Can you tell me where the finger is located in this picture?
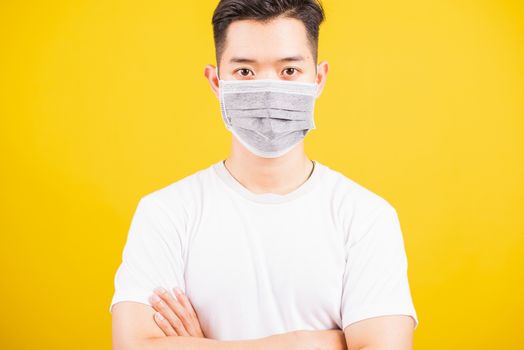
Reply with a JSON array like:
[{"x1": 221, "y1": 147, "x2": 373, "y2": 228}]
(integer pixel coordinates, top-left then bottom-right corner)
[
  {"x1": 173, "y1": 287, "x2": 205, "y2": 337},
  {"x1": 159, "y1": 288, "x2": 195, "y2": 334},
  {"x1": 173, "y1": 287, "x2": 199, "y2": 318},
  {"x1": 156, "y1": 287, "x2": 188, "y2": 321},
  {"x1": 154, "y1": 312, "x2": 177, "y2": 336},
  {"x1": 150, "y1": 292, "x2": 190, "y2": 336},
  {"x1": 150, "y1": 292, "x2": 189, "y2": 337}
]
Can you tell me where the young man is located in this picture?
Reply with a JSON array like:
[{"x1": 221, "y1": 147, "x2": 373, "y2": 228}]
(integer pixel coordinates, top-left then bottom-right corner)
[{"x1": 111, "y1": 1, "x2": 419, "y2": 349}]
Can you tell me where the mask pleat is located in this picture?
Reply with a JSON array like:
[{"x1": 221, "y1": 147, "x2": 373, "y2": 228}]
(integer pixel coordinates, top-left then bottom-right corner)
[{"x1": 218, "y1": 79, "x2": 319, "y2": 158}]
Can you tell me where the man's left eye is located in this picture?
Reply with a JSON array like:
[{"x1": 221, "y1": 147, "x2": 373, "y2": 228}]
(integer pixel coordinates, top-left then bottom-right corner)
[{"x1": 283, "y1": 68, "x2": 298, "y2": 76}]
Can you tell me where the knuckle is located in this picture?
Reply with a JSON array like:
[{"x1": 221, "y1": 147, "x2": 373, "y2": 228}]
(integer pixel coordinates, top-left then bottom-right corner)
[
  {"x1": 158, "y1": 320, "x2": 168, "y2": 331},
  {"x1": 162, "y1": 322, "x2": 174, "y2": 334},
  {"x1": 160, "y1": 292, "x2": 172, "y2": 302},
  {"x1": 174, "y1": 320, "x2": 185, "y2": 331},
  {"x1": 166, "y1": 299, "x2": 178, "y2": 311},
  {"x1": 157, "y1": 301, "x2": 168, "y2": 312},
  {"x1": 152, "y1": 298, "x2": 163, "y2": 307},
  {"x1": 178, "y1": 308, "x2": 189, "y2": 318}
]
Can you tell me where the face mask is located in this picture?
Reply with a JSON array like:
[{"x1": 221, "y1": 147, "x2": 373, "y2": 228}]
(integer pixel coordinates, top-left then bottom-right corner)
[{"x1": 216, "y1": 67, "x2": 319, "y2": 158}]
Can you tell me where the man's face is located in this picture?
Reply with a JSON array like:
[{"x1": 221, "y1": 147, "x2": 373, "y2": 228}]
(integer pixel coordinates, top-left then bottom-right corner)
[{"x1": 218, "y1": 16, "x2": 319, "y2": 83}]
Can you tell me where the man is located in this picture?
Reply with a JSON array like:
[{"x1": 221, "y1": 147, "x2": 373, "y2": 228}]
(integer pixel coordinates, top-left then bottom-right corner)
[{"x1": 110, "y1": 1, "x2": 419, "y2": 349}]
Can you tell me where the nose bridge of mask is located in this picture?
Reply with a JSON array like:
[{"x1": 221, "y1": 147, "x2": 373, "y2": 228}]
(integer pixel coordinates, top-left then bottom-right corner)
[
  {"x1": 219, "y1": 79, "x2": 318, "y2": 126},
  {"x1": 220, "y1": 79, "x2": 317, "y2": 116}
]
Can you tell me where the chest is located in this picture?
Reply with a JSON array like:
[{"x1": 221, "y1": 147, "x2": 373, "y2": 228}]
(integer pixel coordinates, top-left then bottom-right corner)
[{"x1": 183, "y1": 199, "x2": 346, "y2": 336}]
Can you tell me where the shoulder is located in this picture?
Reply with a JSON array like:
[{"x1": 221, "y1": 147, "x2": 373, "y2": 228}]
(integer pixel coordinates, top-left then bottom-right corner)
[
  {"x1": 136, "y1": 162, "x2": 216, "y2": 220},
  {"x1": 320, "y1": 161, "x2": 395, "y2": 213},
  {"x1": 318, "y1": 162, "x2": 398, "y2": 242}
]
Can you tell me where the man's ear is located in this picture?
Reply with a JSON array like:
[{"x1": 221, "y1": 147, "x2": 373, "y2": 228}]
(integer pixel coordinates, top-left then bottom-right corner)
[
  {"x1": 204, "y1": 64, "x2": 220, "y2": 99},
  {"x1": 315, "y1": 60, "x2": 329, "y2": 98}
]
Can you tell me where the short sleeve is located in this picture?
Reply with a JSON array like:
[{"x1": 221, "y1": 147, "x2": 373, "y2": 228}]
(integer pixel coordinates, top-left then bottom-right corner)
[
  {"x1": 340, "y1": 203, "x2": 419, "y2": 330},
  {"x1": 109, "y1": 195, "x2": 186, "y2": 313}
]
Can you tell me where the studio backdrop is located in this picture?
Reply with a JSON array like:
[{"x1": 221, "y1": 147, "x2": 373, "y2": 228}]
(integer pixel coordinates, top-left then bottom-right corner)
[{"x1": 1, "y1": 1, "x2": 523, "y2": 349}]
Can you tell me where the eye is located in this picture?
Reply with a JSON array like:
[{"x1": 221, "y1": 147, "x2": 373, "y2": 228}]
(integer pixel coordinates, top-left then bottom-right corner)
[
  {"x1": 282, "y1": 67, "x2": 299, "y2": 77},
  {"x1": 235, "y1": 68, "x2": 254, "y2": 77}
]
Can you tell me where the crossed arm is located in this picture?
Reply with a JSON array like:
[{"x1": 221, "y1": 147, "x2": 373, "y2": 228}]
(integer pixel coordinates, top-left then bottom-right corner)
[{"x1": 111, "y1": 288, "x2": 415, "y2": 350}]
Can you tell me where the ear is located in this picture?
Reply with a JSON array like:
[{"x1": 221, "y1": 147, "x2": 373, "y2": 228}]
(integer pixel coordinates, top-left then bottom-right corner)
[
  {"x1": 204, "y1": 64, "x2": 220, "y2": 99},
  {"x1": 315, "y1": 60, "x2": 329, "y2": 98}
]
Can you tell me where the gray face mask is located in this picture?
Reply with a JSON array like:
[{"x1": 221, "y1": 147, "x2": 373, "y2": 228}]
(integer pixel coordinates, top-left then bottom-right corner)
[{"x1": 216, "y1": 67, "x2": 319, "y2": 158}]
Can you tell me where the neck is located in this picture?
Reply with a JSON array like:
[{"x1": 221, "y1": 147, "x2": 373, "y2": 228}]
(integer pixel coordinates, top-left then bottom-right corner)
[{"x1": 223, "y1": 138, "x2": 314, "y2": 195}]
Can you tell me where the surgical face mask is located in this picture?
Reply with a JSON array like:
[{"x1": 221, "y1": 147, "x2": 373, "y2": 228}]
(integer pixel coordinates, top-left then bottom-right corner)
[{"x1": 216, "y1": 67, "x2": 319, "y2": 158}]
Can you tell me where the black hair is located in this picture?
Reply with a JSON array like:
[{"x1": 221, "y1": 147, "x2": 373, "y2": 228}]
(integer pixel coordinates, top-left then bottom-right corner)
[{"x1": 212, "y1": 0, "x2": 325, "y2": 67}]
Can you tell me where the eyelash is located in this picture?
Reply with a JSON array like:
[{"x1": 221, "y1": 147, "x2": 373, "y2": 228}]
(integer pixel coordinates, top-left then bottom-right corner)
[
  {"x1": 235, "y1": 67, "x2": 300, "y2": 77},
  {"x1": 236, "y1": 68, "x2": 252, "y2": 77},
  {"x1": 283, "y1": 68, "x2": 299, "y2": 76}
]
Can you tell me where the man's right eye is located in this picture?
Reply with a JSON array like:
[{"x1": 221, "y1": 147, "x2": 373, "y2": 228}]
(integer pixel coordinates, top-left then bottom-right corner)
[{"x1": 236, "y1": 68, "x2": 253, "y2": 77}]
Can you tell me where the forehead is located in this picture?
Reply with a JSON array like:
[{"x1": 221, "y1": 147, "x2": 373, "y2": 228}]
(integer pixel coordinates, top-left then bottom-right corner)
[{"x1": 221, "y1": 16, "x2": 313, "y2": 64}]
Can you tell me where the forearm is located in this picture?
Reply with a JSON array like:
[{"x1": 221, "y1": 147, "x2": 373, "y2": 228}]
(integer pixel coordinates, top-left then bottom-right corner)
[{"x1": 134, "y1": 330, "x2": 300, "y2": 350}]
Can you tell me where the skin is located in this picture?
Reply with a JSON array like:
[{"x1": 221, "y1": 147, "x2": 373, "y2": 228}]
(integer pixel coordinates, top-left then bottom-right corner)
[
  {"x1": 148, "y1": 286, "x2": 346, "y2": 349},
  {"x1": 147, "y1": 288, "x2": 414, "y2": 350},
  {"x1": 204, "y1": 16, "x2": 329, "y2": 196},
  {"x1": 112, "y1": 299, "x2": 346, "y2": 350},
  {"x1": 112, "y1": 14, "x2": 415, "y2": 350}
]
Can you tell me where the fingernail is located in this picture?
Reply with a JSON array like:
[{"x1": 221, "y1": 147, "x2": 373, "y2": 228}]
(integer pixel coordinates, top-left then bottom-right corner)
[
  {"x1": 174, "y1": 287, "x2": 183, "y2": 295},
  {"x1": 150, "y1": 294, "x2": 160, "y2": 302},
  {"x1": 154, "y1": 287, "x2": 166, "y2": 294},
  {"x1": 155, "y1": 312, "x2": 164, "y2": 320}
]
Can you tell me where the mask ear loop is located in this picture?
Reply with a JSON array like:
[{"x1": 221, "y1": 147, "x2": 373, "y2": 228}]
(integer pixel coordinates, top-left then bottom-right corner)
[
  {"x1": 216, "y1": 67, "x2": 232, "y2": 128},
  {"x1": 314, "y1": 64, "x2": 321, "y2": 98}
]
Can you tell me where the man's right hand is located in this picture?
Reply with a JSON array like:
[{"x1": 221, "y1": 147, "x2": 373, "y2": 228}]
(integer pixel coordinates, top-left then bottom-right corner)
[
  {"x1": 113, "y1": 300, "x2": 348, "y2": 350},
  {"x1": 147, "y1": 286, "x2": 348, "y2": 350}
]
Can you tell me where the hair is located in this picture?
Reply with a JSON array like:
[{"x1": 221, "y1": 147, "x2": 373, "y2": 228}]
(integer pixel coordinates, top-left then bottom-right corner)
[{"x1": 212, "y1": 0, "x2": 325, "y2": 68}]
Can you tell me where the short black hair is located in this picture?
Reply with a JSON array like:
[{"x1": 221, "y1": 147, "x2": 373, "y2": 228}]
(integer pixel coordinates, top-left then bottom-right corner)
[{"x1": 212, "y1": 0, "x2": 325, "y2": 68}]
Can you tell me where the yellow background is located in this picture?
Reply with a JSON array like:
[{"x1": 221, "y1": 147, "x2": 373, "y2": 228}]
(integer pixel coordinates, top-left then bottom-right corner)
[{"x1": 1, "y1": 0, "x2": 523, "y2": 349}]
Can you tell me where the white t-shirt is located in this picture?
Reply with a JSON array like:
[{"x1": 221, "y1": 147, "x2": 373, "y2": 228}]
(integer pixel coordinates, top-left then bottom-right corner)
[{"x1": 109, "y1": 159, "x2": 419, "y2": 340}]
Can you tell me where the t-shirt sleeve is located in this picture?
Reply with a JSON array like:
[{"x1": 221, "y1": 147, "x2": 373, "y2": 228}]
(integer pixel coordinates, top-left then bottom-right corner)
[
  {"x1": 340, "y1": 202, "x2": 419, "y2": 330},
  {"x1": 109, "y1": 195, "x2": 186, "y2": 313}
]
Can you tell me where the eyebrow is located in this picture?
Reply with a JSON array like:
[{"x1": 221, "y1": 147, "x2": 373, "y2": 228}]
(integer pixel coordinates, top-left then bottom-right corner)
[{"x1": 229, "y1": 55, "x2": 305, "y2": 64}]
